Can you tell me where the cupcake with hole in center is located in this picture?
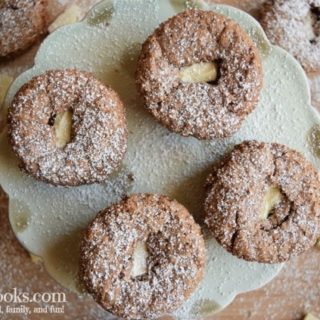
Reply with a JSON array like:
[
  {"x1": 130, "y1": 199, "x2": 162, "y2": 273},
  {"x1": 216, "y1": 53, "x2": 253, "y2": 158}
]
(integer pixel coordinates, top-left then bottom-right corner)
[
  {"x1": 136, "y1": 9, "x2": 263, "y2": 140},
  {"x1": 8, "y1": 69, "x2": 128, "y2": 186}
]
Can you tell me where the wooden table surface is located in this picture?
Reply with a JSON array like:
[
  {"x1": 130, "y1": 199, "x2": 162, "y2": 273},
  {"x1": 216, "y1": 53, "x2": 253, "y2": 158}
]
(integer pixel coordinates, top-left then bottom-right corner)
[{"x1": 0, "y1": 1, "x2": 319, "y2": 319}]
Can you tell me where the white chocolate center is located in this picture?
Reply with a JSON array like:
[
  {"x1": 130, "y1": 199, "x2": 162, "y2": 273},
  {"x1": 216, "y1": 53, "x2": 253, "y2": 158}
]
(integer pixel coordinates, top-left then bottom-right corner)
[
  {"x1": 304, "y1": 314, "x2": 319, "y2": 320},
  {"x1": 54, "y1": 110, "x2": 73, "y2": 148},
  {"x1": 260, "y1": 186, "x2": 282, "y2": 220},
  {"x1": 179, "y1": 62, "x2": 218, "y2": 83},
  {"x1": 130, "y1": 241, "x2": 148, "y2": 277}
]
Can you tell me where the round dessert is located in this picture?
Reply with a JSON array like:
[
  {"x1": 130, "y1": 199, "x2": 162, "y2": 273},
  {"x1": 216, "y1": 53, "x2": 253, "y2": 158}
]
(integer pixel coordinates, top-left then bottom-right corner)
[
  {"x1": 204, "y1": 140, "x2": 320, "y2": 264},
  {"x1": 80, "y1": 193, "x2": 206, "y2": 319},
  {"x1": 0, "y1": 0, "x2": 49, "y2": 59},
  {"x1": 136, "y1": 9, "x2": 263, "y2": 140},
  {"x1": 260, "y1": 0, "x2": 320, "y2": 73},
  {"x1": 8, "y1": 69, "x2": 127, "y2": 186}
]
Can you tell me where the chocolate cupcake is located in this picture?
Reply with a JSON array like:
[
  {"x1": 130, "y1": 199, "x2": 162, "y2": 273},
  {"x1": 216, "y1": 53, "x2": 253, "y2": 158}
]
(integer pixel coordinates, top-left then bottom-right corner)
[
  {"x1": 205, "y1": 141, "x2": 320, "y2": 263},
  {"x1": 136, "y1": 9, "x2": 263, "y2": 140},
  {"x1": 0, "y1": 0, "x2": 49, "y2": 58},
  {"x1": 80, "y1": 193, "x2": 206, "y2": 319},
  {"x1": 8, "y1": 69, "x2": 127, "y2": 186},
  {"x1": 260, "y1": 0, "x2": 320, "y2": 73}
]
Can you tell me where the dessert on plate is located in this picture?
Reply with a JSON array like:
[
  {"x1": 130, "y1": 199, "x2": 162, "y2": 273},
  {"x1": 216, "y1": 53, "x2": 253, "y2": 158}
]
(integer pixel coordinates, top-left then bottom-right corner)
[
  {"x1": 80, "y1": 193, "x2": 206, "y2": 319},
  {"x1": 136, "y1": 9, "x2": 263, "y2": 140},
  {"x1": 205, "y1": 140, "x2": 320, "y2": 263},
  {"x1": 260, "y1": 0, "x2": 320, "y2": 73},
  {"x1": 0, "y1": 0, "x2": 49, "y2": 58},
  {"x1": 8, "y1": 69, "x2": 128, "y2": 186},
  {"x1": 1, "y1": 1, "x2": 320, "y2": 319}
]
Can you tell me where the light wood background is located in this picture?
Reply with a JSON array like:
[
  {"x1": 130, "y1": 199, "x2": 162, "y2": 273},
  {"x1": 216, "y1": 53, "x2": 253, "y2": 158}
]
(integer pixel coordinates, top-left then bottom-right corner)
[{"x1": 0, "y1": 1, "x2": 319, "y2": 319}]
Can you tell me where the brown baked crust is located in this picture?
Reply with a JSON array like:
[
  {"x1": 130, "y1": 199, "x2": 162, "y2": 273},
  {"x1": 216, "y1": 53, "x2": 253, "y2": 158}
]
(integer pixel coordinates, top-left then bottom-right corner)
[
  {"x1": 136, "y1": 9, "x2": 263, "y2": 140},
  {"x1": 204, "y1": 140, "x2": 320, "y2": 264},
  {"x1": 80, "y1": 193, "x2": 206, "y2": 320},
  {"x1": 8, "y1": 69, "x2": 128, "y2": 187},
  {"x1": 0, "y1": 0, "x2": 49, "y2": 59},
  {"x1": 260, "y1": 0, "x2": 320, "y2": 74}
]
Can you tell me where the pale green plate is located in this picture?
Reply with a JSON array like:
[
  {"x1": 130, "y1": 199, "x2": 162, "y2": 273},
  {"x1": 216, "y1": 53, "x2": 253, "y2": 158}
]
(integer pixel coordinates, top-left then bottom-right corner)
[{"x1": 0, "y1": 0, "x2": 319, "y2": 319}]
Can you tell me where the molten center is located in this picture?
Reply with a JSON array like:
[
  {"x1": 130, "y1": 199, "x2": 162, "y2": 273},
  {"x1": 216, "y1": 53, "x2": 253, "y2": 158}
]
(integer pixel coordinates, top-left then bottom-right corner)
[
  {"x1": 54, "y1": 110, "x2": 73, "y2": 149},
  {"x1": 130, "y1": 241, "x2": 148, "y2": 277},
  {"x1": 260, "y1": 186, "x2": 282, "y2": 219},
  {"x1": 179, "y1": 62, "x2": 218, "y2": 83}
]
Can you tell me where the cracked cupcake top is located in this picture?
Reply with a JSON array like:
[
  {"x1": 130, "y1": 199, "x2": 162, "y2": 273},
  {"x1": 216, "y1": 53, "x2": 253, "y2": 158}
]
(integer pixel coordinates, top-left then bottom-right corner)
[
  {"x1": 205, "y1": 140, "x2": 320, "y2": 263},
  {"x1": 260, "y1": 0, "x2": 320, "y2": 73},
  {"x1": 8, "y1": 69, "x2": 127, "y2": 186},
  {"x1": 80, "y1": 193, "x2": 206, "y2": 320},
  {"x1": 136, "y1": 9, "x2": 263, "y2": 140},
  {"x1": 0, "y1": 0, "x2": 49, "y2": 58}
]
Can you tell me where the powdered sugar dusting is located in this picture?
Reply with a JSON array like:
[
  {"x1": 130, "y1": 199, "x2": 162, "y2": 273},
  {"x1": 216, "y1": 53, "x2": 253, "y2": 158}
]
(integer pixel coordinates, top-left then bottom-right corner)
[
  {"x1": 136, "y1": 9, "x2": 263, "y2": 139},
  {"x1": 8, "y1": 69, "x2": 127, "y2": 186},
  {"x1": 80, "y1": 194, "x2": 205, "y2": 319},
  {"x1": 0, "y1": 0, "x2": 49, "y2": 57},
  {"x1": 205, "y1": 141, "x2": 320, "y2": 263},
  {"x1": 0, "y1": 0, "x2": 319, "y2": 319},
  {"x1": 260, "y1": 0, "x2": 320, "y2": 73}
]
